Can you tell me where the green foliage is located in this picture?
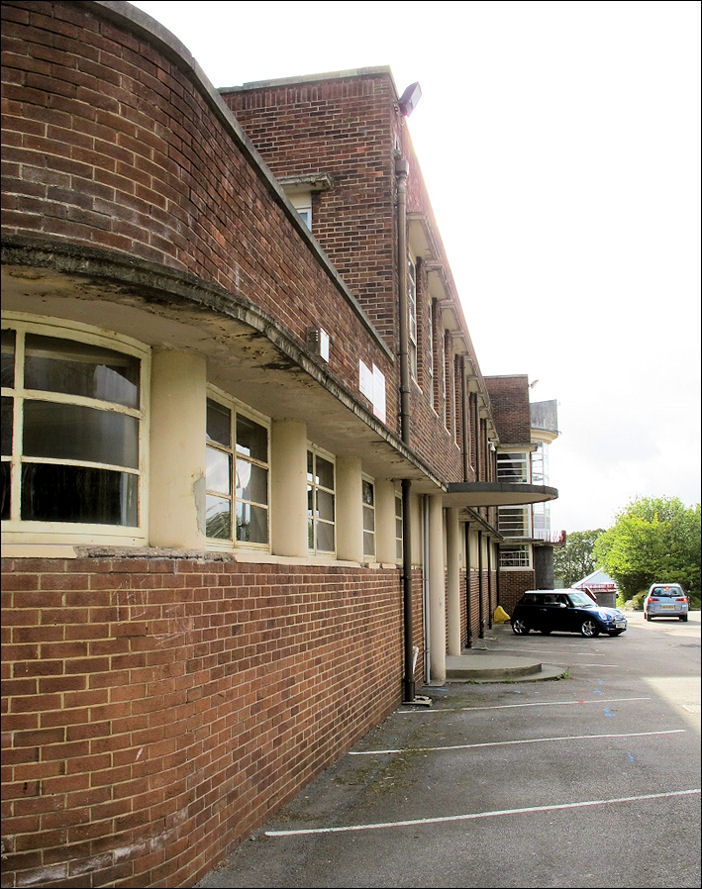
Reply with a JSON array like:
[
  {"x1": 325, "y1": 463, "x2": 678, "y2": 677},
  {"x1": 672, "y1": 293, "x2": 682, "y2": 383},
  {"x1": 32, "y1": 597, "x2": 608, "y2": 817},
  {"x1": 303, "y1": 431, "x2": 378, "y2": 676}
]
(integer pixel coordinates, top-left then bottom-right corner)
[
  {"x1": 553, "y1": 529, "x2": 604, "y2": 588},
  {"x1": 593, "y1": 497, "x2": 701, "y2": 601}
]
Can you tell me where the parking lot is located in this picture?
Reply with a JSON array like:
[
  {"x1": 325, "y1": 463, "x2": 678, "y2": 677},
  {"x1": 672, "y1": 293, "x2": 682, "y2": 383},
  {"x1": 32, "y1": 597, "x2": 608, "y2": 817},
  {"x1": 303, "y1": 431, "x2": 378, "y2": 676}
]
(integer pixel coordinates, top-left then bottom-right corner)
[{"x1": 197, "y1": 611, "x2": 701, "y2": 889}]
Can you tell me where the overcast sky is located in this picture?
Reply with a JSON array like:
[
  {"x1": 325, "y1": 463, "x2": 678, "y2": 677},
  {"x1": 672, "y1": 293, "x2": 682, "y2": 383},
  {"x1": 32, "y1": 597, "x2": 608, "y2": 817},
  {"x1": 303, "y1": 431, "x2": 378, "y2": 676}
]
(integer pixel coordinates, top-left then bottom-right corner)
[{"x1": 132, "y1": 0, "x2": 701, "y2": 533}]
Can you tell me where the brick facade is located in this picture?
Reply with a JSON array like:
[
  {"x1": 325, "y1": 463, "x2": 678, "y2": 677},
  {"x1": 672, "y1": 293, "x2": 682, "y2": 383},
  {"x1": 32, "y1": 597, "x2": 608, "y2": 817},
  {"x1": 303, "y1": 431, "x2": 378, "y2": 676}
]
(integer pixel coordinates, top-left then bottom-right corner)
[
  {"x1": 1, "y1": 3, "x2": 554, "y2": 886},
  {"x1": 1, "y1": 555, "x2": 415, "y2": 887}
]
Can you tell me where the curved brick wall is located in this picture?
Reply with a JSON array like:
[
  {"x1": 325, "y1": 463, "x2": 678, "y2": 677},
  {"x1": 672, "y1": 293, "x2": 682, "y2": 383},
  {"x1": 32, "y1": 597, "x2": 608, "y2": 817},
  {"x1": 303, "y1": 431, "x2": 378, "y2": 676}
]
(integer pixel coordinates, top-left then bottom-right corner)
[
  {"x1": 0, "y1": 0, "x2": 396, "y2": 430},
  {"x1": 0, "y1": 556, "x2": 405, "y2": 887}
]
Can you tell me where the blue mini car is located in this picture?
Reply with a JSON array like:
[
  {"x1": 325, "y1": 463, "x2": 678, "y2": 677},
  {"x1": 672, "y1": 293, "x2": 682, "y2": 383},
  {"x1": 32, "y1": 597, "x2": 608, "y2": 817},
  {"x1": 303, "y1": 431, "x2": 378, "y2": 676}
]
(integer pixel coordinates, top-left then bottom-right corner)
[{"x1": 511, "y1": 589, "x2": 627, "y2": 637}]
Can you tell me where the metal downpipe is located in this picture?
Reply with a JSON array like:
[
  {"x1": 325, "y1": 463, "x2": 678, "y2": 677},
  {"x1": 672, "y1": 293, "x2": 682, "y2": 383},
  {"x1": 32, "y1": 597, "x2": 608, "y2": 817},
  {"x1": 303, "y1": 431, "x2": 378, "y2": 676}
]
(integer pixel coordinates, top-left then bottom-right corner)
[
  {"x1": 464, "y1": 520, "x2": 472, "y2": 648},
  {"x1": 478, "y1": 529, "x2": 485, "y2": 638},
  {"x1": 396, "y1": 154, "x2": 415, "y2": 703}
]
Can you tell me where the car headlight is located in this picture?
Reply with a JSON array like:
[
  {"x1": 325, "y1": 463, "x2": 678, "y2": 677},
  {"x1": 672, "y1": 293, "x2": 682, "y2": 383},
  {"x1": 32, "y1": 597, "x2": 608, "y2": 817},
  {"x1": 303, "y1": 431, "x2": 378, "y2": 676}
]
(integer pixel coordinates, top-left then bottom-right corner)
[{"x1": 598, "y1": 611, "x2": 613, "y2": 622}]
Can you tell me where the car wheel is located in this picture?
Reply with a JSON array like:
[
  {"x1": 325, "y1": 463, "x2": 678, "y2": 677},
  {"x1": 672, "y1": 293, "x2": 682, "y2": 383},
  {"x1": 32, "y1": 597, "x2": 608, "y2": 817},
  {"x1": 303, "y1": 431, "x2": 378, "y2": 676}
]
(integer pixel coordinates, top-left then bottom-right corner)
[
  {"x1": 512, "y1": 618, "x2": 529, "y2": 635},
  {"x1": 580, "y1": 618, "x2": 600, "y2": 637},
  {"x1": 680, "y1": 615, "x2": 688, "y2": 622}
]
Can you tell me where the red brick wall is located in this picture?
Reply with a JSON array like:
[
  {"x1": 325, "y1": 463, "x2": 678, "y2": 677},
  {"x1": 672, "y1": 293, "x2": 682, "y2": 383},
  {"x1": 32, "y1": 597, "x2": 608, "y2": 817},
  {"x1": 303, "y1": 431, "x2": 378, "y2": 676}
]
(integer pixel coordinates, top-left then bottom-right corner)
[
  {"x1": 223, "y1": 72, "x2": 468, "y2": 487},
  {"x1": 1, "y1": 556, "x2": 405, "y2": 888},
  {"x1": 499, "y1": 569, "x2": 536, "y2": 616},
  {"x1": 0, "y1": 0, "x2": 396, "y2": 431},
  {"x1": 484, "y1": 375, "x2": 532, "y2": 444},
  {"x1": 223, "y1": 76, "x2": 397, "y2": 349}
]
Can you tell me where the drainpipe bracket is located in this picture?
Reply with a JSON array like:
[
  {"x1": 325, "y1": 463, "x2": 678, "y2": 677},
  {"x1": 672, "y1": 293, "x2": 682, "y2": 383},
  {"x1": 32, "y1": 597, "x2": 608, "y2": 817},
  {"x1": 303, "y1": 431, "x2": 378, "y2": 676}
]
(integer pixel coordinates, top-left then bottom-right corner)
[{"x1": 402, "y1": 695, "x2": 433, "y2": 707}]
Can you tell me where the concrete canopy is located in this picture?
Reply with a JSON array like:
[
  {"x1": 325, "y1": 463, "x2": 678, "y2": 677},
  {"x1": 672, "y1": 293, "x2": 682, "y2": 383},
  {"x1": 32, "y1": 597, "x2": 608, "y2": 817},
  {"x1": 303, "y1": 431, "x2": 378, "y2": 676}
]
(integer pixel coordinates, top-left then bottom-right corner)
[{"x1": 444, "y1": 482, "x2": 559, "y2": 508}]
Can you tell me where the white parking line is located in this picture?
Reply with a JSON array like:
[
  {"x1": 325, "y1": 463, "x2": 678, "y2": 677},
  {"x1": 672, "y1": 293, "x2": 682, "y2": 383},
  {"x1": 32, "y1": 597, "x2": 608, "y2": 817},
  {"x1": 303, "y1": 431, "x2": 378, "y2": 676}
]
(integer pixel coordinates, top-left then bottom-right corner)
[
  {"x1": 265, "y1": 788, "x2": 701, "y2": 837},
  {"x1": 349, "y1": 728, "x2": 684, "y2": 756},
  {"x1": 399, "y1": 696, "x2": 651, "y2": 714}
]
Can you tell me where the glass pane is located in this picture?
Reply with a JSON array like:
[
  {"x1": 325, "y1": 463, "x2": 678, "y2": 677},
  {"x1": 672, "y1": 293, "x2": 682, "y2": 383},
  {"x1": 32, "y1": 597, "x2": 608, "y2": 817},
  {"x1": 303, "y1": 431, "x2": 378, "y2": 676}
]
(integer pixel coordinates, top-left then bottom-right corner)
[
  {"x1": 1, "y1": 397, "x2": 12, "y2": 455},
  {"x1": 363, "y1": 531, "x2": 375, "y2": 557},
  {"x1": 307, "y1": 485, "x2": 314, "y2": 516},
  {"x1": 1, "y1": 329, "x2": 15, "y2": 387},
  {"x1": 24, "y1": 334, "x2": 139, "y2": 407},
  {"x1": 23, "y1": 401, "x2": 138, "y2": 468},
  {"x1": 316, "y1": 455, "x2": 334, "y2": 490},
  {"x1": 207, "y1": 399, "x2": 231, "y2": 447},
  {"x1": 362, "y1": 480, "x2": 374, "y2": 506},
  {"x1": 21, "y1": 464, "x2": 137, "y2": 525},
  {"x1": 235, "y1": 502, "x2": 268, "y2": 544},
  {"x1": 236, "y1": 414, "x2": 267, "y2": 462},
  {"x1": 206, "y1": 446, "x2": 230, "y2": 495},
  {"x1": 235, "y1": 459, "x2": 267, "y2": 505},
  {"x1": 307, "y1": 450, "x2": 314, "y2": 482},
  {"x1": 317, "y1": 490, "x2": 334, "y2": 522},
  {"x1": 307, "y1": 518, "x2": 314, "y2": 549},
  {"x1": 363, "y1": 505, "x2": 375, "y2": 532},
  {"x1": 1, "y1": 461, "x2": 9, "y2": 520},
  {"x1": 206, "y1": 495, "x2": 230, "y2": 539},
  {"x1": 316, "y1": 521, "x2": 334, "y2": 553}
]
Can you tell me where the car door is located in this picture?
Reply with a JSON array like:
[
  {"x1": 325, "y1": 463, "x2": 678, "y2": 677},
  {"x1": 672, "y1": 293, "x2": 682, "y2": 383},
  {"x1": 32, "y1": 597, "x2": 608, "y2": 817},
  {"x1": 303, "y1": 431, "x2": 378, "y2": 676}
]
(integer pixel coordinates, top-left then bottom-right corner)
[{"x1": 548, "y1": 594, "x2": 571, "y2": 632}]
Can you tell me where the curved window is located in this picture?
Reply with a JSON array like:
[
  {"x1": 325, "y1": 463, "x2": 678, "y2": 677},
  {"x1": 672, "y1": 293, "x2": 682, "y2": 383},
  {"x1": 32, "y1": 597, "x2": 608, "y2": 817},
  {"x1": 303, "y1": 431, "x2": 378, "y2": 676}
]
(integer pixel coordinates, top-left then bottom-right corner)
[{"x1": 1, "y1": 319, "x2": 147, "y2": 537}]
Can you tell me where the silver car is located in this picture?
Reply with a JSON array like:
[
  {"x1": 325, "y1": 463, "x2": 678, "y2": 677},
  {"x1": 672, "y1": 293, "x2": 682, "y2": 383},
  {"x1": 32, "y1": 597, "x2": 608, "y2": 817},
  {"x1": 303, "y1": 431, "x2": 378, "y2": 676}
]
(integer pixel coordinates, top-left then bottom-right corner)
[{"x1": 643, "y1": 583, "x2": 689, "y2": 622}]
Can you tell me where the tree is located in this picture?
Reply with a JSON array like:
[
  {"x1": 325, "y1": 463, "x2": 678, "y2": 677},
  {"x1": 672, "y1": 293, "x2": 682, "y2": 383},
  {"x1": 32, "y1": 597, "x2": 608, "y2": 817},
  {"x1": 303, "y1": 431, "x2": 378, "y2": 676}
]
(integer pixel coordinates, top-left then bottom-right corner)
[
  {"x1": 553, "y1": 529, "x2": 605, "y2": 587},
  {"x1": 593, "y1": 497, "x2": 701, "y2": 600}
]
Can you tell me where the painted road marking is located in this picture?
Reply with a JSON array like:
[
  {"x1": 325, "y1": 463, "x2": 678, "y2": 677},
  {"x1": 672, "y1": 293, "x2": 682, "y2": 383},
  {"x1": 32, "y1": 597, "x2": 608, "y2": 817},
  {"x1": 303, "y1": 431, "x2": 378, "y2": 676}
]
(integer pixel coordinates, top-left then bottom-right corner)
[
  {"x1": 265, "y1": 788, "x2": 700, "y2": 837},
  {"x1": 399, "y1": 696, "x2": 651, "y2": 714},
  {"x1": 349, "y1": 728, "x2": 684, "y2": 757}
]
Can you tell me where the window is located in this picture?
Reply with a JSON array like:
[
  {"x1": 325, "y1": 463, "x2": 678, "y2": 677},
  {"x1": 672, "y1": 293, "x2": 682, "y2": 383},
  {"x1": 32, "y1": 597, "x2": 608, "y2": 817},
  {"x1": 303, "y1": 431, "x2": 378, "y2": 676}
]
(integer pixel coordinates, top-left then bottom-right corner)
[
  {"x1": 395, "y1": 492, "x2": 403, "y2": 561},
  {"x1": 289, "y1": 192, "x2": 312, "y2": 229},
  {"x1": 362, "y1": 477, "x2": 375, "y2": 558},
  {"x1": 498, "y1": 506, "x2": 531, "y2": 538},
  {"x1": 1, "y1": 320, "x2": 146, "y2": 535},
  {"x1": 408, "y1": 255, "x2": 418, "y2": 380},
  {"x1": 496, "y1": 451, "x2": 529, "y2": 484},
  {"x1": 206, "y1": 396, "x2": 269, "y2": 546},
  {"x1": 427, "y1": 299, "x2": 434, "y2": 408},
  {"x1": 500, "y1": 544, "x2": 531, "y2": 568},
  {"x1": 307, "y1": 447, "x2": 335, "y2": 554}
]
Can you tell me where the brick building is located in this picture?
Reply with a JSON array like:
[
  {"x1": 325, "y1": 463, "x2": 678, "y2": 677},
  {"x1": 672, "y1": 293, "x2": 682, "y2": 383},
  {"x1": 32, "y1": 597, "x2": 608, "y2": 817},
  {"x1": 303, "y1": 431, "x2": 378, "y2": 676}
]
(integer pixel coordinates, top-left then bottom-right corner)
[
  {"x1": 485, "y1": 376, "x2": 563, "y2": 613},
  {"x1": 1, "y1": 2, "x2": 557, "y2": 886}
]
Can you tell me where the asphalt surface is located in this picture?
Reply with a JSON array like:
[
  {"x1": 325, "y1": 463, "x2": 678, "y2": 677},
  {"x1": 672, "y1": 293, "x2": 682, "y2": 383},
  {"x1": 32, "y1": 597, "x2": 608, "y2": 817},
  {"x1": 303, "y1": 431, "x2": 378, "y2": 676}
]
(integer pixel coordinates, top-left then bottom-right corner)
[{"x1": 195, "y1": 611, "x2": 701, "y2": 889}]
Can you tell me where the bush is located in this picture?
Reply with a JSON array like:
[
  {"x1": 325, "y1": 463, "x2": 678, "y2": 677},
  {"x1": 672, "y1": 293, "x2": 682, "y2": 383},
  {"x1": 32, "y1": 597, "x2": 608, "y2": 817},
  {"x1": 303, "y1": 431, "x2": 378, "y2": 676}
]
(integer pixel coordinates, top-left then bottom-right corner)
[{"x1": 619, "y1": 590, "x2": 648, "y2": 611}]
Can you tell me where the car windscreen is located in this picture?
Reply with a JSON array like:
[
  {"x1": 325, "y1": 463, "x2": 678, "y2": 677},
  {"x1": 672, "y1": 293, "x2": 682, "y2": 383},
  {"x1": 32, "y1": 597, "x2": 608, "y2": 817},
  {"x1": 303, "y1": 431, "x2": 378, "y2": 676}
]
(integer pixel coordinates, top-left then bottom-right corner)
[{"x1": 567, "y1": 591, "x2": 597, "y2": 608}]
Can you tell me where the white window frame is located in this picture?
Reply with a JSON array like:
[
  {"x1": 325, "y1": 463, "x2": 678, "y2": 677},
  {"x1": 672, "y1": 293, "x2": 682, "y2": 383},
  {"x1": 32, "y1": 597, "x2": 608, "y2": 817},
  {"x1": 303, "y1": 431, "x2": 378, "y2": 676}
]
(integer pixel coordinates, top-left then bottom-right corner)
[
  {"x1": 408, "y1": 254, "x2": 418, "y2": 381},
  {"x1": 1, "y1": 313, "x2": 149, "y2": 546},
  {"x1": 205, "y1": 387, "x2": 270, "y2": 551},
  {"x1": 289, "y1": 192, "x2": 312, "y2": 230},
  {"x1": 499, "y1": 544, "x2": 532, "y2": 569},
  {"x1": 307, "y1": 444, "x2": 336, "y2": 555},
  {"x1": 496, "y1": 451, "x2": 529, "y2": 484},
  {"x1": 362, "y1": 475, "x2": 376, "y2": 559},
  {"x1": 498, "y1": 505, "x2": 531, "y2": 538},
  {"x1": 427, "y1": 298, "x2": 434, "y2": 408},
  {"x1": 395, "y1": 490, "x2": 403, "y2": 563}
]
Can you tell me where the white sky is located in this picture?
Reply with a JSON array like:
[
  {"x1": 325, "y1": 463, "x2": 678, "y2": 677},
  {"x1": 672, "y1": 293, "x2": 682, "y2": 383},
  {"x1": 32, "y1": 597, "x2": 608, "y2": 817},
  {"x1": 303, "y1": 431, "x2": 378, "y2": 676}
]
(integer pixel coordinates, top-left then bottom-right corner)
[{"x1": 131, "y1": 0, "x2": 701, "y2": 533}]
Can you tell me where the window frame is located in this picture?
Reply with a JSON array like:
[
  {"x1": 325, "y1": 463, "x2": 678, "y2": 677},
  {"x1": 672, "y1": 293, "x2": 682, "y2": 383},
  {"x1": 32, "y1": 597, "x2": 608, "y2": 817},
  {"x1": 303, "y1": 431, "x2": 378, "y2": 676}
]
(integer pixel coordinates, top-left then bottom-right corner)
[
  {"x1": 1, "y1": 313, "x2": 150, "y2": 546},
  {"x1": 205, "y1": 386, "x2": 271, "y2": 552},
  {"x1": 408, "y1": 254, "x2": 418, "y2": 381},
  {"x1": 307, "y1": 444, "x2": 336, "y2": 556},
  {"x1": 499, "y1": 544, "x2": 532, "y2": 569},
  {"x1": 362, "y1": 475, "x2": 376, "y2": 560},
  {"x1": 395, "y1": 490, "x2": 403, "y2": 563}
]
